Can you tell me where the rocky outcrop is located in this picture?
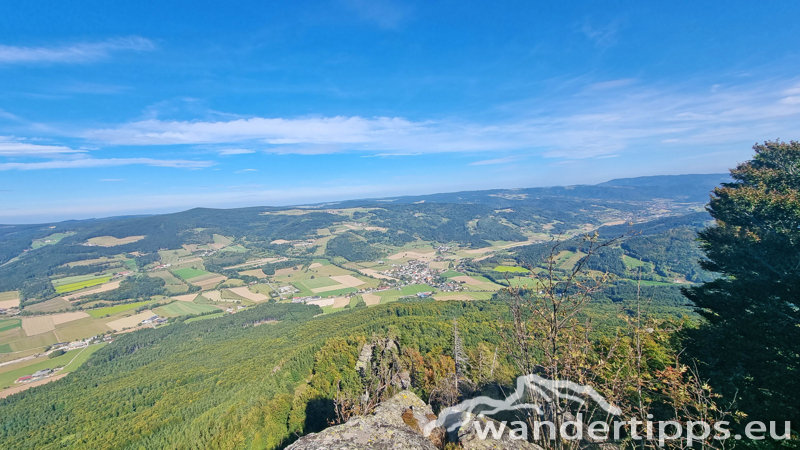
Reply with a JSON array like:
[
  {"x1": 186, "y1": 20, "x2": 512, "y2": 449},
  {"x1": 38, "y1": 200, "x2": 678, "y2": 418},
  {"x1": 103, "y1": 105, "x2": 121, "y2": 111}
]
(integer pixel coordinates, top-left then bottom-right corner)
[
  {"x1": 456, "y1": 414, "x2": 544, "y2": 450},
  {"x1": 285, "y1": 391, "x2": 441, "y2": 450}
]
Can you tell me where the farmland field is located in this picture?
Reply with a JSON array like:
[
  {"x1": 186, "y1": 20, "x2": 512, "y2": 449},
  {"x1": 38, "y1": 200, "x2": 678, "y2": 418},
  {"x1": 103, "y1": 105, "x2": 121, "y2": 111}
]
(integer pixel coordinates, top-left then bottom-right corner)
[
  {"x1": 106, "y1": 311, "x2": 154, "y2": 331},
  {"x1": 86, "y1": 235, "x2": 145, "y2": 247},
  {"x1": 0, "y1": 319, "x2": 21, "y2": 333},
  {"x1": 493, "y1": 265, "x2": 529, "y2": 273},
  {"x1": 23, "y1": 298, "x2": 71, "y2": 313},
  {"x1": 87, "y1": 301, "x2": 153, "y2": 318},
  {"x1": 154, "y1": 302, "x2": 219, "y2": 317},
  {"x1": 0, "y1": 291, "x2": 20, "y2": 301},
  {"x1": 53, "y1": 274, "x2": 113, "y2": 294},
  {"x1": 0, "y1": 344, "x2": 106, "y2": 390},
  {"x1": 0, "y1": 344, "x2": 11, "y2": 354},
  {"x1": 173, "y1": 268, "x2": 210, "y2": 280},
  {"x1": 440, "y1": 270, "x2": 465, "y2": 278},
  {"x1": 300, "y1": 277, "x2": 339, "y2": 289}
]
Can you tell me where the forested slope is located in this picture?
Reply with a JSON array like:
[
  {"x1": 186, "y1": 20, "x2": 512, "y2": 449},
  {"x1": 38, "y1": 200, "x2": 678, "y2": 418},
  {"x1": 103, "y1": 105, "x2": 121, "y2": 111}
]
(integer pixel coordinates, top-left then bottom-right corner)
[{"x1": 0, "y1": 300, "x2": 510, "y2": 449}]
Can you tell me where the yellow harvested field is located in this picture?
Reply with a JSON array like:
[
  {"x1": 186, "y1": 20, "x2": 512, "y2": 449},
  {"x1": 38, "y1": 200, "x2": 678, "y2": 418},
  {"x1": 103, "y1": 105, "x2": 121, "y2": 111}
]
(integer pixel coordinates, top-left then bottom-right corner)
[
  {"x1": 202, "y1": 291, "x2": 222, "y2": 301},
  {"x1": 311, "y1": 283, "x2": 348, "y2": 294},
  {"x1": 271, "y1": 239, "x2": 289, "y2": 244},
  {"x1": 208, "y1": 243, "x2": 226, "y2": 250},
  {"x1": 0, "y1": 298, "x2": 20, "y2": 309},
  {"x1": 50, "y1": 312, "x2": 90, "y2": 325},
  {"x1": 329, "y1": 275, "x2": 365, "y2": 288},
  {"x1": 172, "y1": 294, "x2": 199, "y2": 302},
  {"x1": 452, "y1": 276, "x2": 483, "y2": 286},
  {"x1": 21, "y1": 316, "x2": 55, "y2": 336},
  {"x1": 464, "y1": 247, "x2": 493, "y2": 254},
  {"x1": 226, "y1": 257, "x2": 281, "y2": 270},
  {"x1": 359, "y1": 269, "x2": 396, "y2": 280},
  {"x1": 309, "y1": 262, "x2": 323, "y2": 269},
  {"x1": 434, "y1": 294, "x2": 477, "y2": 301},
  {"x1": 362, "y1": 293, "x2": 381, "y2": 306},
  {"x1": 275, "y1": 266, "x2": 301, "y2": 276},
  {"x1": 1, "y1": 373, "x2": 68, "y2": 399},
  {"x1": 429, "y1": 261, "x2": 449, "y2": 269},
  {"x1": 332, "y1": 297, "x2": 350, "y2": 308},
  {"x1": 387, "y1": 251, "x2": 436, "y2": 261},
  {"x1": 62, "y1": 279, "x2": 121, "y2": 300},
  {"x1": 182, "y1": 244, "x2": 200, "y2": 252},
  {"x1": 195, "y1": 276, "x2": 227, "y2": 289},
  {"x1": 240, "y1": 269, "x2": 267, "y2": 279},
  {"x1": 227, "y1": 287, "x2": 269, "y2": 302},
  {"x1": 306, "y1": 298, "x2": 335, "y2": 307},
  {"x1": 66, "y1": 257, "x2": 118, "y2": 267},
  {"x1": 86, "y1": 235, "x2": 145, "y2": 247},
  {"x1": 106, "y1": 310, "x2": 154, "y2": 331}
]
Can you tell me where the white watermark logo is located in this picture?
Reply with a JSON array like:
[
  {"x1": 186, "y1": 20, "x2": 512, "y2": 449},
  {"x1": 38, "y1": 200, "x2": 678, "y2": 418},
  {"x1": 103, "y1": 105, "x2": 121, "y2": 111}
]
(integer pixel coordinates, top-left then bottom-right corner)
[{"x1": 422, "y1": 374, "x2": 793, "y2": 445}]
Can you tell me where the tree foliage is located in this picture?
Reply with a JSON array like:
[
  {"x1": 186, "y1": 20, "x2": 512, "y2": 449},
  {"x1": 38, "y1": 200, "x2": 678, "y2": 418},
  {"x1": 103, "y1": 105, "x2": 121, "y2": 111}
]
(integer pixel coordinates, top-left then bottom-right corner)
[{"x1": 684, "y1": 140, "x2": 800, "y2": 425}]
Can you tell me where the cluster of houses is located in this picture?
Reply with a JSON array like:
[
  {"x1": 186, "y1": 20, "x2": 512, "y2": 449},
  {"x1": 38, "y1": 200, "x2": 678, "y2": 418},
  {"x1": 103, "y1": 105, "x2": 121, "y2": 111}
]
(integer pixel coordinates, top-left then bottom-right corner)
[
  {"x1": 15, "y1": 368, "x2": 55, "y2": 384},
  {"x1": 381, "y1": 260, "x2": 438, "y2": 284},
  {"x1": 142, "y1": 315, "x2": 167, "y2": 326},
  {"x1": 0, "y1": 305, "x2": 19, "y2": 316},
  {"x1": 149, "y1": 263, "x2": 172, "y2": 271}
]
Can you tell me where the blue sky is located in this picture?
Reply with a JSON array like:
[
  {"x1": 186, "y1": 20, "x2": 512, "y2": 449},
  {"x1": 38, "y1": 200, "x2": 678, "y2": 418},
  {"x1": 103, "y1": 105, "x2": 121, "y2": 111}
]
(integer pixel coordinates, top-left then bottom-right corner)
[{"x1": 1, "y1": 1, "x2": 799, "y2": 223}]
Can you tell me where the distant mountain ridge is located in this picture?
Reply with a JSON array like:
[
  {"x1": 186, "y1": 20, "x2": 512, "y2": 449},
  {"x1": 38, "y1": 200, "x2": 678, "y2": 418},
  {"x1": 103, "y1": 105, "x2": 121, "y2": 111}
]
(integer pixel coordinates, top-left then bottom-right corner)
[{"x1": 316, "y1": 173, "x2": 730, "y2": 209}]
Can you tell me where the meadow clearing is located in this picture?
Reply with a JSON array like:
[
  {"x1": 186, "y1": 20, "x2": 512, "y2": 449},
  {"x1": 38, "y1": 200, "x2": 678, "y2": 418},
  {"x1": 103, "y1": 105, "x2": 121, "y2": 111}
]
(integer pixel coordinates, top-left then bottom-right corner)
[
  {"x1": 87, "y1": 301, "x2": 153, "y2": 318},
  {"x1": 154, "y1": 302, "x2": 219, "y2": 317},
  {"x1": 86, "y1": 235, "x2": 145, "y2": 247},
  {"x1": 106, "y1": 311, "x2": 155, "y2": 331}
]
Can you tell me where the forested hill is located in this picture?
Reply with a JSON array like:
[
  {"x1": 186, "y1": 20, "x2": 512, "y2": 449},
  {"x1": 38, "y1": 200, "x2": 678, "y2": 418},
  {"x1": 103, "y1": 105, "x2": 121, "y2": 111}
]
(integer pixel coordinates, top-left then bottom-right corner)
[
  {"x1": 310, "y1": 173, "x2": 730, "y2": 208},
  {"x1": 0, "y1": 300, "x2": 512, "y2": 449},
  {"x1": 0, "y1": 174, "x2": 721, "y2": 305}
]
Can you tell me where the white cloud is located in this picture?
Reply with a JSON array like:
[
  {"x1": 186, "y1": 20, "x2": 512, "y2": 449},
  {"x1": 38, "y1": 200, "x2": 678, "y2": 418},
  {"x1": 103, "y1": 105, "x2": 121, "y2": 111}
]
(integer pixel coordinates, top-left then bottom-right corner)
[
  {"x1": 0, "y1": 137, "x2": 84, "y2": 156},
  {"x1": 469, "y1": 156, "x2": 523, "y2": 166},
  {"x1": 234, "y1": 168, "x2": 257, "y2": 173},
  {"x1": 79, "y1": 78, "x2": 800, "y2": 160},
  {"x1": 218, "y1": 148, "x2": 255, "y2": 155},
  {"x1": 0, "y1": 158, "x2": 213, "y2": 171},
  {"x1": 0, "y1": 37, "x2": 155, "y2": 64}
]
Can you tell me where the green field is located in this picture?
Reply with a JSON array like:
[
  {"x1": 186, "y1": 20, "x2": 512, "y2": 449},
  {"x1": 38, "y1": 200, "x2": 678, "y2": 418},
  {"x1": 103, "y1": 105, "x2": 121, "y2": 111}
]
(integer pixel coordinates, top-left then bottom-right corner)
[
  {"x1": 212, "y1": 234, "x2": 233, "y2": 245},
  {"x1": 123, "y1": 259, "x2": 137, "y2": 271},
  {"x1": 440, "y1": 270, "x2": 465, "y2": 278},
  {"x1": 0, "y1": 343, "x2": 12, "y2": 354},
  {"x1": 54, "y1": 276, "x2": 112, "y2": 294},
  {"x1": 623, "y1": 255, "x2": 647, "y2": 269},
  {"x1": 0, "y1": 344, "x2": 106, "y2": 390},
  {"x1": 173, "y1": 268, "x2": 210, "y2": 280},
  {"x1": 154, "y1": 302, "x2": 219, "y2": 317},
  {"x1": 221, "y1": 245, "x2": 247, "y2": 253},
  {"x1": 87, "y1": 301, "x2": 153, "y2": 318},
  {"x1": 291, "y1": 282, "x2": 315, "y2": 297},
  {"x1": 0, "y1": 291, "x2": 20, "y2": 301},
  {"x1": 314, "y1": 287, "x2": 357, "y2": 297},
  {"x1": 300, "y1": 277, "x2": 339, "y2": 289},
  {"x1": 493, "y1": 265, "x2": 530, "y2": 273},
  {"x1": 311, "y1": 258, "x2": 332, "y2": 266},
  {"x1": 30, "y1": 232, "x2": 75, "y2": 250},
  {"x1": 185, "y1": 312, "x2": 225, "y2": 323},
  {"x1": 0, "y1": 319, "x2": 21, "y2": 333}
]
